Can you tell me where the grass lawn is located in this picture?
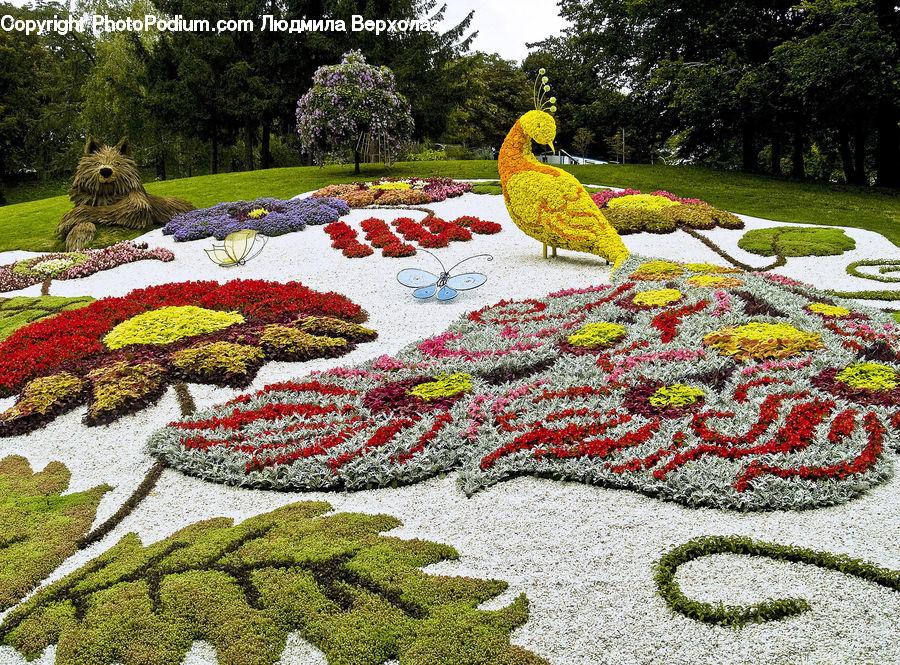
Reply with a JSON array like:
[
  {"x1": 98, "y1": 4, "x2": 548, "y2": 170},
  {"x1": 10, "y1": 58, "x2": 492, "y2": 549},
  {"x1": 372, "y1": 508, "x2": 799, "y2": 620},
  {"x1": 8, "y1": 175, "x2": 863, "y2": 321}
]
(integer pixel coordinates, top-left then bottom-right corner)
[{"x1": 1, "y1": 161, "x2": 898, "y2": 252}]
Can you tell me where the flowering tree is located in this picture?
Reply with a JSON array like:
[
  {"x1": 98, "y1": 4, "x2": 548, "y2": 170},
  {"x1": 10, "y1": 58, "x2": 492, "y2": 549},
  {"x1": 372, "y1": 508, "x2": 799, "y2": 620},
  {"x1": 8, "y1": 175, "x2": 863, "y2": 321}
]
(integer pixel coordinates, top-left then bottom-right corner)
[{"x1": 296, "y1": 51, "x2": 414, "y2": 174}]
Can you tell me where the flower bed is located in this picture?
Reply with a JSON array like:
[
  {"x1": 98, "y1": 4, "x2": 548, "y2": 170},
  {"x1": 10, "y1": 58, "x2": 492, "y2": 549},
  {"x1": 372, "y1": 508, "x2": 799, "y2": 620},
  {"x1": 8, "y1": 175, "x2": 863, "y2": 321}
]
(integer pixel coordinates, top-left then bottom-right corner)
[
  {"x1": 589, "y1": 190, "x2": 744, "y2": 235},
  {"x1": 0, "y1": 280, "x2": 375, "y2": 434},
  {"x1": 150, "y1": 255, "x2": 900, "y2": 510},
  {"x1": 324, "y1": 215, "x2": 502, "y2": 259},
  {"x1": 0, "y1": 241, "x2": 174, "y2": 293},
  {"x1": 163, "y1": 196, "x2": 349, "y2": 241},
  {"x1": 310, "y1": 177, "x2": 473, "y2": 207}
]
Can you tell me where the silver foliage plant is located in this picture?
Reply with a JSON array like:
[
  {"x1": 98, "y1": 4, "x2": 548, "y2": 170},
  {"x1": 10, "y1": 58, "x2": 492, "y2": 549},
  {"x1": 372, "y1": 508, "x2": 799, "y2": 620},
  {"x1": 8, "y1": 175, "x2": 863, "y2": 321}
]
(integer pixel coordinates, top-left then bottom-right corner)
[{"x1": 147, "y1": 254, "x2": 900, "y2": 510}]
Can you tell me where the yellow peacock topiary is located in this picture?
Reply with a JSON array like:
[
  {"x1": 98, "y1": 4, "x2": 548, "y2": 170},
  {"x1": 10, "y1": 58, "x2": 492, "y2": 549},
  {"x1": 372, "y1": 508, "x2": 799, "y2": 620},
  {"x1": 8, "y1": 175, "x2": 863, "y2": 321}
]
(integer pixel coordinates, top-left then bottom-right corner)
[{"x1": 499, "y1": 70, "x2": 629, "y2": 269}]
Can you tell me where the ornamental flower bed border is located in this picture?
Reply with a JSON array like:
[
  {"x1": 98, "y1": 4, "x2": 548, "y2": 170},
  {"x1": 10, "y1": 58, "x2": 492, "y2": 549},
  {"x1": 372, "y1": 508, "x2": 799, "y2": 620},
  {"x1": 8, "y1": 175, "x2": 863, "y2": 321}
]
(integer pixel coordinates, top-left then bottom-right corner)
[
  {"x1": 0, "y1": 242, "x2": 174, "y2": 293},
  {"x1": 0, "y1": 280, "x2": 376, "y2": 436},
  {"x1": 150, "y1": 255, "x2": 900, "y2": 512},
  {"x1": 163, "y1": 196, "x2": 350, "y2": 242}
]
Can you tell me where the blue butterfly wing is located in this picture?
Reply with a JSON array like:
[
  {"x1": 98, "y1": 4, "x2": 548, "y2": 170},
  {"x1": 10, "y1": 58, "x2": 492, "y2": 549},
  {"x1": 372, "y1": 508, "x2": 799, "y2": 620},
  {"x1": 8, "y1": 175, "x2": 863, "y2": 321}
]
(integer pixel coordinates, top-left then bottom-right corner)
[
  {"x1": 446, "y1": 273, "x2": 486, "y2": 291},
  {"x1": 436, "y1": 286, "x2": 458, "y2": 301},
  {"x1": 413, "y1": 285, "x2": 438, "y2": 299},
  {"x1": 398, "y1": 269, "x2": 438, "y2": 288}
]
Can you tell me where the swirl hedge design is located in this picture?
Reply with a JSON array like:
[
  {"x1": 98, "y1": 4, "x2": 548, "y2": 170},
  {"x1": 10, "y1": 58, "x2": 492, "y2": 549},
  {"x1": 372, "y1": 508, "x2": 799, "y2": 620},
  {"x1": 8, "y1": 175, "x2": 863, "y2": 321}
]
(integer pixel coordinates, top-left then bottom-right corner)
[{"x1": 149, "y1": 255, "x2": 900, "y2": 511}]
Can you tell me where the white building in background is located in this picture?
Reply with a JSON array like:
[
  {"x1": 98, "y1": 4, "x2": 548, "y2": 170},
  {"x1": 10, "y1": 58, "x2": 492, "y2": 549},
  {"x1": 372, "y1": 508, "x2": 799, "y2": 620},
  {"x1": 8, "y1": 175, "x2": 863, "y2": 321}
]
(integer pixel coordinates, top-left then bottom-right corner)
[{"x1": 537, "y1": 149, "x2": 608, "y2": 165}]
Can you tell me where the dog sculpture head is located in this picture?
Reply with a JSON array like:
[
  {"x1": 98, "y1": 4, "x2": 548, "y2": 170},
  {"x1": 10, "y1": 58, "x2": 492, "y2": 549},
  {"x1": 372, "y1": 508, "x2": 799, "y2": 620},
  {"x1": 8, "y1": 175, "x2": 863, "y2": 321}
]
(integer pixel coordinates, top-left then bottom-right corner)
[{"x1": 69, "y1": 137, "x2": 143, "y2": 206}]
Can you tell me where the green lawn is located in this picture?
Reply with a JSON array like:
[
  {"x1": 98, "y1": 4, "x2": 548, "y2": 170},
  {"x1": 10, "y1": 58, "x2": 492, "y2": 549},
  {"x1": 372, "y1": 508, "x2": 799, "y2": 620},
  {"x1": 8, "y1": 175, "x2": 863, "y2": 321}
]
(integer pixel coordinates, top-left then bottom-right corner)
[{"x1": 1, "y1": 161, "x2": 899, "y2": 252}]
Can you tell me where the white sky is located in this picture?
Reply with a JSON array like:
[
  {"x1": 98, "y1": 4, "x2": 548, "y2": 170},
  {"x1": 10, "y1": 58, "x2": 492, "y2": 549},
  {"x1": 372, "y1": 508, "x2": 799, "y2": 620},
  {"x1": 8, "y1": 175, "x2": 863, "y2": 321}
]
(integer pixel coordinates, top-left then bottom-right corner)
[
  {"x1": 3, "y1": 0, "x2": 568, "y2": 61},
  {"x1": 439, "y1": 0, "x2": 567, "y2": 62}
]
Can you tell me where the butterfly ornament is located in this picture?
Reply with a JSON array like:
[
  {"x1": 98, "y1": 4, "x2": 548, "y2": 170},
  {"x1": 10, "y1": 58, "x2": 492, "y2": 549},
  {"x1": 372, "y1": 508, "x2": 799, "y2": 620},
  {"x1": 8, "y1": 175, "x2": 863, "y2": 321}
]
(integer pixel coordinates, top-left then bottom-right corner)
[
  {"x1": 397, "y1": 250, "x2": 493, "y2": 301},
  {"x1": 205, "y1": 229, "x2": 268, "y2": 267}
]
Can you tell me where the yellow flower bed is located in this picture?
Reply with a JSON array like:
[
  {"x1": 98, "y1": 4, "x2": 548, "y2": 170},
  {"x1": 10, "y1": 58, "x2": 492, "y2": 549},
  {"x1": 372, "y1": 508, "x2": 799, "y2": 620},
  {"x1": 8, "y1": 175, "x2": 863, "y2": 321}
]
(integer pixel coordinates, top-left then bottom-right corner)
[
  {"x1": 686, "y1": 275, "x2": 745, "y2": 288},
  {"x1": 103, "y1": 306, "x2": 245, "y2": 350},
  {"x1": 371, "y1": 182, "x2": 412, "y2": 190},
  {"x1": 259, "y1": 326, "x2": 347, "y2": 353},
  {"x1": 568, "y1": 322, "x2": 627, "y2": 348},
  {"x1": 684, "y1": 262, "x2": 742, "y2": 274},
  {"x1": 0, "y1": 373, "x2": 83, "y2": 420},
  {"x1": 407, "y1": 373, "x2": 472, "y2": 401},
  {"x1": 86, "y1": 361, "x2": 166, "y2": 420},
  {"x1": 703, "y1": 322, "x2": 824, "y2": 361},
  {"x1": 836, "y1": 362, "x2": 898, "y2": 391},
  {"x1": 172, "y1": 342, "x2": 263, "y2": 376},
  {"x1": 630, "y1": 260, "x2": 684, "y2": 281},
  {"x1": 648, "y1": 384, "x2": 704, "y2": 407},
  {"x1": 247, "y1": 208, "x2": 269, "y2": 219},
  {"x1": 607, "y1": 194, "x2": 680, "y2": 212},
  {"x1": 809, "y1": 302, "x2": 850, "y2": 317},
  {"x1": 633, "y1": 289, "x2": 682, "y2": 307}
]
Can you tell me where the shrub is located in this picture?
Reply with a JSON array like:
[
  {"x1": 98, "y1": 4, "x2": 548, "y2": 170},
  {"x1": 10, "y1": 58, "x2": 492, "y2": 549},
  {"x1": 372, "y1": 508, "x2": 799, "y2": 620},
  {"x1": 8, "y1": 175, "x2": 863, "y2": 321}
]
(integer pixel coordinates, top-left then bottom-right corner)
[{"x1": 738, "y1": 226, "x2": 855, "y2": 257}]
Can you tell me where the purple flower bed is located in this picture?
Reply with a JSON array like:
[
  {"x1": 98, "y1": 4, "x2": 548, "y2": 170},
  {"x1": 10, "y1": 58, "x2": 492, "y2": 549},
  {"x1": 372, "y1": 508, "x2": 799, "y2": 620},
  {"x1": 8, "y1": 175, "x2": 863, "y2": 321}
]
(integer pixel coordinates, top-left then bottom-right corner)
[
  {"x1": 163, "y1": 196, "x2": 349, "y2": 242},
  {"x1": 0, "y1": 241, "x2": 175, "y2": 293}
]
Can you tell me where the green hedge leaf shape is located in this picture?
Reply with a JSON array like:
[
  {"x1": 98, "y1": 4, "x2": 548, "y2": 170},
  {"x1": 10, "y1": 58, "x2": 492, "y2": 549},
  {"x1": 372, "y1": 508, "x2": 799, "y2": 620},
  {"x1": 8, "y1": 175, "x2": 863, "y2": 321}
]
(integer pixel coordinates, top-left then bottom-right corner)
[
  {"x1": 0, "y1": 501, "x2": 546, "y2": 665},
  {"x1": 737, "y1": 226, "x2": 855, "y2": 257},
  {"x1": 0, "y1": 455, "x2": 111, "y2": 612}
]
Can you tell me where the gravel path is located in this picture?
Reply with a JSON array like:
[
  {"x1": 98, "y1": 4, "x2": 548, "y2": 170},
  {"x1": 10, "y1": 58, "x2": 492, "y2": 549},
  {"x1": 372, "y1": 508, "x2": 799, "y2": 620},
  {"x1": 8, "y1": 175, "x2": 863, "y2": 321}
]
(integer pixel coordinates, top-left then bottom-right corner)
[{"x1": 0, "y1": 190, "x2": 898, "y2": 665}]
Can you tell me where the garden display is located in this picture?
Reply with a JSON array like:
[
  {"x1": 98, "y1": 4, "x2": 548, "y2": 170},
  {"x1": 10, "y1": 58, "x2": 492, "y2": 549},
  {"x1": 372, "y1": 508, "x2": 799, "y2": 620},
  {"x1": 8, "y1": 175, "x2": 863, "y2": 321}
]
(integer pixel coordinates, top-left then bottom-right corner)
[
  {"x1": 0, "y1": 241, "x2": 174, "y2": 293},
  {"x1": 592, "y1": 189, "x2": 745, "y2": 235},
  {"x1": 0, "y1": 280, "x2": 375, "y2": 434},
  {"x1": 499, "y1": 72, "x2": 630, "y2": 266},
  {"x1": 56, "y1": 137, "x2": 194, "y2": 251},
  {"x1": 164, "y1": 196, "x2": 349, "y2": 241},
  {"x1": 3, "y1": 120, "x2": 900, "y2": 665},
  {"x1": 149, "y1": 255, "x2": 899, "y2": 511},
  {"x1": 324, "y1": 214, "x2": 501, "y2": 259},
  {"x1": 310, "y1": 177, "x2": 474, "y2": 207}
]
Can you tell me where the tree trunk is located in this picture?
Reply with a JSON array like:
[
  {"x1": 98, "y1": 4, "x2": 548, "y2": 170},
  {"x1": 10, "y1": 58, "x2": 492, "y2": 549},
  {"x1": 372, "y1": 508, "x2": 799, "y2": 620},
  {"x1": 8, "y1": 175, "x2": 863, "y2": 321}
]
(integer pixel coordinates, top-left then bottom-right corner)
[
  {"x1": 155, "y1": 148, "x2": 167, "y2": 181},
  {"x1": 244, "y1": 121, "x2": 255, "y2": 171},
  {"x1": 791, "y1": 126, "x2": 805, "y2": 179},
  {"x1": 874, "y1": 99, "x2": 900, "y2": 187},
  {"x1": 838, "y1": 127, "x2": 856, "y2": 184},
  {"x1": 261, "y1": 121, "x2": 271, "y2": 169},
  {"x1": 354, "y1": 149, "x2": 361, "y2": 175},
  {"x1": 770, "y1": 133, "x2": 781, "y2": 175},
  {"x1": 741, "y1": 126, "x2": 757, "y2": 172},
  {"x1": 874, "y1": 0, "x2": 899, "y2": 187},
  {"x1": 211, "y1": 134, "x2": 218, "y2": 175},
  {"x1": 854, "y1": 124, "x2": 868, "y2": 185}
]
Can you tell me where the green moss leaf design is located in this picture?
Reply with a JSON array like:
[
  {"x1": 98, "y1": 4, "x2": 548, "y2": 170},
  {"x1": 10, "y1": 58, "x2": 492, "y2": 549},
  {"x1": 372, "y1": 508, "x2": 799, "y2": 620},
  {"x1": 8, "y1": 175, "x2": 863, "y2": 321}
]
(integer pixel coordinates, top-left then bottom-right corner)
[
  {"x1": 0, "y1": 296, "x2": 94, "y2": 341},
  {"x1": 0, "y1": 501, "x2": 546, "y2": 665},
  {"x1": 738, "y1": 226, "x2": 855, "y2": 257},
  {"x1": 0, "y1": 456, "x2": 111, "y2": 612}
]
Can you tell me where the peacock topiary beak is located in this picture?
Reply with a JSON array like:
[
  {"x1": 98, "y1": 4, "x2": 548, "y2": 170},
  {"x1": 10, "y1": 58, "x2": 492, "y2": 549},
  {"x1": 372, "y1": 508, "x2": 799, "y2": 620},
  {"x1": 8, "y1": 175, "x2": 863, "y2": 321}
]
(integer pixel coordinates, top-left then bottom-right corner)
[{"x1": 548, "y1": 141, "x2": 555, "y2": 154}]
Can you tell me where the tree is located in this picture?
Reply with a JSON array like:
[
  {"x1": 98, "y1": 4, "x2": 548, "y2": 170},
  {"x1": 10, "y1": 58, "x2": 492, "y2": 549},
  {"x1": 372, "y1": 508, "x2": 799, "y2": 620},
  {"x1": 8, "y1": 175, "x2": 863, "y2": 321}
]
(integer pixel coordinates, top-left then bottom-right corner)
[
  {"x1": 296, "y1": 50, "x2": 413, "y2": 174},
  {"x1": 439, "y1": 52, "x2": 530, "y2": 148},
  {"x1": 572, "y1": 127, "x2": 595, "y2": 157}
]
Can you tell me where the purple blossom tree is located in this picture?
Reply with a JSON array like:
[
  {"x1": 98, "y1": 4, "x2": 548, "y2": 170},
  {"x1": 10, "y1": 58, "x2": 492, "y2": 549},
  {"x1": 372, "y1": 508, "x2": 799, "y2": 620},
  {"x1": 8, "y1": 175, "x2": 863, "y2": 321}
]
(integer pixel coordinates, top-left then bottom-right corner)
[{"x1": 296, "y1": 51, "x2": 414, "y2": 174}]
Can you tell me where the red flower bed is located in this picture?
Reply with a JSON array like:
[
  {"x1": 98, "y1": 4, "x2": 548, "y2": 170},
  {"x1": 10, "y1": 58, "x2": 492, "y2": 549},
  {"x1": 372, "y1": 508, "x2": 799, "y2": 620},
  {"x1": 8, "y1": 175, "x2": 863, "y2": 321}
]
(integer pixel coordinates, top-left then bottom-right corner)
[
  {"x1": 360, "y1": 218, "x2": 417, "y2": 257},
  {"x1": 324, "y1": 222, "x2": 373, "y2": 258},
  {"x1": 0, "y1": 280, "x2": 363, "y2": 395},
  {"x1": 454, "y1": 216, "x2": 502, "y2": 234}
]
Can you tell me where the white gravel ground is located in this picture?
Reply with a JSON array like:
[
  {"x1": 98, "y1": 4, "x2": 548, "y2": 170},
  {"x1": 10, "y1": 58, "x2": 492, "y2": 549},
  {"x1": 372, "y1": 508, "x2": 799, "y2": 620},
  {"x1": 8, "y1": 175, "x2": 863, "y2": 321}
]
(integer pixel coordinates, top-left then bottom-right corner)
[{"x1": 0, "y1": 190, "x2": 898, "y2": 665}]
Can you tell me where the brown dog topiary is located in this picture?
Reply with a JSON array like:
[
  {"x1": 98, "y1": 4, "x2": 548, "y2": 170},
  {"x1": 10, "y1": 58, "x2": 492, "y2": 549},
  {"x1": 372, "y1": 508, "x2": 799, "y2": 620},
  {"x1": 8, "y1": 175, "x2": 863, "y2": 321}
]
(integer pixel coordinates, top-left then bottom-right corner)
[{"x1": 56, "y1": 137, "x2": 195, "y2": 251}]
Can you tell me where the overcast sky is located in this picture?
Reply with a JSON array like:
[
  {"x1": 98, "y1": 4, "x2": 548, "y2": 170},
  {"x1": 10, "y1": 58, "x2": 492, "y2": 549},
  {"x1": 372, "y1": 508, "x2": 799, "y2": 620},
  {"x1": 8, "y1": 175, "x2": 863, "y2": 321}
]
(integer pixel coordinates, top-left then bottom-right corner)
[
  {"x1": 4, "y1": 0, "x2": 568, "y2": 61},
  {"x1": 439, "y1": 0, "x2": 567, "y2": 62}
]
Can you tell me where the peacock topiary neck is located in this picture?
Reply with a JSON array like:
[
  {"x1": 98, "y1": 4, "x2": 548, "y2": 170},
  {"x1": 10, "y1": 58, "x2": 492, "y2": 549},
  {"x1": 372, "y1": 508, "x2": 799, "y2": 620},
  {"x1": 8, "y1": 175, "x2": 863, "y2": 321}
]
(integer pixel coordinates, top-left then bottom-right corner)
[{"x1": 499, "y1": 120, "x2": 559, "y2": 187}]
